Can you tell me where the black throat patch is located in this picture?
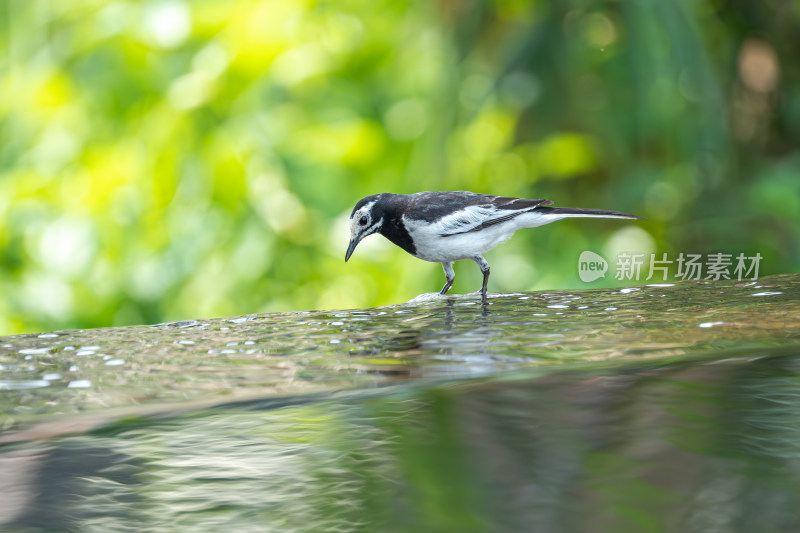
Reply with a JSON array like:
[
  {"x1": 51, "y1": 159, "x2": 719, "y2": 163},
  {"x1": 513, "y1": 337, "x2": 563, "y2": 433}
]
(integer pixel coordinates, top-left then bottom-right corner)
[{"x1": 374, "y1": 195, "x2": 417, "y2": 256}]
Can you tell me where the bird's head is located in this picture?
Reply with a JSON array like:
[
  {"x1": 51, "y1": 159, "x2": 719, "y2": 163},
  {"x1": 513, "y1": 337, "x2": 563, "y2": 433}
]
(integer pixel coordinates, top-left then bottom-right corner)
[{"x1": 345, "y1": 194, "x2": 385, "y2": 262}]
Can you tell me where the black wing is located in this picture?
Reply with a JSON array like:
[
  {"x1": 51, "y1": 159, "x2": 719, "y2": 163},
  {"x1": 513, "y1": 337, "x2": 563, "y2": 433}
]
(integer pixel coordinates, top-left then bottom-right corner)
[
  {"x1": 396, "y1": 191, "x2": 551, "y2": 237},
  {"x1": 403, "y1": 191, "x2": 551, "y2": 223}
]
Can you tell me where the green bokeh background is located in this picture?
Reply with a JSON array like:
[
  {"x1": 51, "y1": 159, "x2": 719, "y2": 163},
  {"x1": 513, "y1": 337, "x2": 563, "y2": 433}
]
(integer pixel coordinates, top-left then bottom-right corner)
[{"x1": 1, "y1": 0, "x2": 798, "y2": 335}]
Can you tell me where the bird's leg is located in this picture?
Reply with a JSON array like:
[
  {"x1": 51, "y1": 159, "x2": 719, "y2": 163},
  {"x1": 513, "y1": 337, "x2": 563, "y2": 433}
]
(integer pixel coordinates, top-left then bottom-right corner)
[
  {"x1": 440, "y1": 262, "x2": 455, "y2": 295},
  {"x1": 471, "y1": 255, "x2": 490, "y2": 298}
]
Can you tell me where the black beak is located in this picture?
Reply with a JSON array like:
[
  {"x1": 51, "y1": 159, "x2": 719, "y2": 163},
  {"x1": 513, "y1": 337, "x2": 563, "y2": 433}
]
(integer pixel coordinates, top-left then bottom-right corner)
[{"x1": 345, "y1": 237, "x2": 360, "y2": 262}]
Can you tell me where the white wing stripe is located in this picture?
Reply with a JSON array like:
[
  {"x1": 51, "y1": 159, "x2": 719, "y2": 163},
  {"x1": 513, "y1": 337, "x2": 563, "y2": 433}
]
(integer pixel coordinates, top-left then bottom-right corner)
[
  {"x1": 435, "y1": 205, "x2": 539, "y2": 236},
  {"x1": 434, "y1": 205, "x2": 497, "y2": 235}
]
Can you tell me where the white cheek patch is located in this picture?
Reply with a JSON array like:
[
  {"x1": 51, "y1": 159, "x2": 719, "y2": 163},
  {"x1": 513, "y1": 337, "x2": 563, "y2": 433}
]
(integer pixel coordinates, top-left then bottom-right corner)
[
  {"x1": 349, "y1": 210, "x2": 367, "y2": 237},
  {"x1": 350, "y1": 208, "x2": 381, "y2": 239},
  {"x1": 349, "y1": 219, "x2": 360, "y2": 237}
]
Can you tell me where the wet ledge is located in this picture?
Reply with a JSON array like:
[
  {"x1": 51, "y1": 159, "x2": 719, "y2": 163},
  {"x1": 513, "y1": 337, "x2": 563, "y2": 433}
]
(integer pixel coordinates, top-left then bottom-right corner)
[{"x1": 1, "y1": 274, "x2": 799, "y2": 435}]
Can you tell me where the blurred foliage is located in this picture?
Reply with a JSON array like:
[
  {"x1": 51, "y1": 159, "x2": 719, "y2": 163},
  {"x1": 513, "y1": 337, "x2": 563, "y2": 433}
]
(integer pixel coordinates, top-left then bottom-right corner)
[{"x1": 1, "y1": 0, "x2": 799, "y2": 334}]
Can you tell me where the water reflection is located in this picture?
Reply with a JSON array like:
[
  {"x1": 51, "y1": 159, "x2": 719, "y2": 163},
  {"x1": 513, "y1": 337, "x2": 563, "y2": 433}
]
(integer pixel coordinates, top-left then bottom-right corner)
[{"x1": 3, "y1": 353, "x2": 800, "y2": 531}]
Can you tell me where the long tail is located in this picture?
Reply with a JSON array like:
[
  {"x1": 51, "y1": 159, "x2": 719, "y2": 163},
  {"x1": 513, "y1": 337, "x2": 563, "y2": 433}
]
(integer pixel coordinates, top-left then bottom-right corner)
[{"x1": 536, "y1": 206, "x2": 643, "y2": 220}]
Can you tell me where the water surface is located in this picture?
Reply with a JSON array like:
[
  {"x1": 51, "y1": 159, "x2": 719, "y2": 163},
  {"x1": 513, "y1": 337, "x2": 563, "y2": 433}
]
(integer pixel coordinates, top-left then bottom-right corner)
[{"x1": 1, "y1": 275, "x2": 800, "y2": 531}]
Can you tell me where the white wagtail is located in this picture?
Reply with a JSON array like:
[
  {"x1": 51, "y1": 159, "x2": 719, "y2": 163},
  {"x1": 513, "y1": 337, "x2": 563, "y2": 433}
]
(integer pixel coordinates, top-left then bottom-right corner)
[{"x1": 345, "y1": 191, "x2": 642, "y2": 297}]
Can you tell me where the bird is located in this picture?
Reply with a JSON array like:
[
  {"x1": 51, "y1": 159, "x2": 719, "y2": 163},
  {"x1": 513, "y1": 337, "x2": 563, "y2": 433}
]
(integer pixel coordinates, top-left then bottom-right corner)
[{"x1": 345, "y1": 191, "x2": 642, "y2": 297}]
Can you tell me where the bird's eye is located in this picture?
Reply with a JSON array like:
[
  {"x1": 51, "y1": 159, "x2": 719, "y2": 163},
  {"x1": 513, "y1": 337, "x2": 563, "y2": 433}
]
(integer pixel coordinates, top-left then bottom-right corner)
[{"x1": 359, "y1": 216, "x2": 368, "y2": 226}]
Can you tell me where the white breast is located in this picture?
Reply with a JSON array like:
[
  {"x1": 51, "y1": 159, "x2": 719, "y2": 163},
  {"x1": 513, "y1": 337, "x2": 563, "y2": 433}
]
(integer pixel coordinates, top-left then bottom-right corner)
[{"x1": 402, "y1": 211, "x2": 562, "y2": 262}]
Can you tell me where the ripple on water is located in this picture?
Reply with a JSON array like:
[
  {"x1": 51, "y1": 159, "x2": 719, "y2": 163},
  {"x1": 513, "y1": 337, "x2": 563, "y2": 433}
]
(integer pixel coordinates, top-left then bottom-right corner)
[
  {"x1": 0, "y1": 274, "x2": 798, "y2": 427},
  {"x1": 0, "y1": 379, "x2": 50, "y2": 390}
]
